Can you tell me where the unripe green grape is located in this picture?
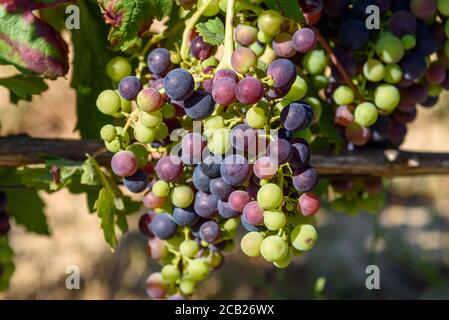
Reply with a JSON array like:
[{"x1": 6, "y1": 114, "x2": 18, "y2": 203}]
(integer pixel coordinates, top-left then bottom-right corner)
[
  {"x1": 180, "y1": 240, "x2": 199, "y2": 258},
  {"x1": 257, "y1": 183, "x2": 283, "y2": 210},
  {"x1": 260, "y1": 235, "x2": 288, "y2": 262},
  {"x1": 384, "y1": 64, "x2": 403, "y2": 84},
  {"x1": 376, "y1": 35, "x2": 404, "y2": 64},
  {"x1": 223, "y1": 217, "x2": 240, "y2": 232},
  {"x1": 428, "y1": 84, "x2": 442, "y2": 97},
  {"x1": 305, "y1": 97, "x2": 322, "y2": 124},
  {"x1": 285, "y1": 76, "x2": 308, "y2": 101},
  {"x1": 290, "y1": 224, "x2": 317, "y2": 251},
  {"x1": 198, "y1": 0, "x2": 219, "y2": 16},
  {"x1": 161, "y1": 104, "x2": 175, "y2": 119},
  {"x1": 137, "y1": 88, "x2": 162, "y2": 112},
  {"x1": 333, "y1": 85, "x2": 354, "y2": 106},
  {"x1": 208, "y1": 128, "x2": 231, "y2": 155},
  {"x1": 273, "y1": 99, "x2": 289, "y2": 116},
  {"x1": 438, "y1": 0, "x2": 449, "y2": 16},
  {"x1": 140, "y1": 110, "x2": 162, "y2": 128},
  {"x1": 126, "y1": 143, "x2": 149, "y2": 167},
  {"x1": 259, "y1": 45, "x2": 276, "y2": 66},
  {"x1": 187, "y1": 259, "x2": 210, "y2": 281},
  {"x1": 202, "y1": 56, "x2": 218, "y2": 68},
  {"x1": 209, "y1": 251, "x2": 223, "y2": 269},
  {"x1": 231, "y1": 47, "x2": 258, "y2": 74},
  {"x1": 161, "y1": 265, "x2": 181, "y2": 284},
  {"x1": 246, "y1": 106, "x2": 267, "y2": 129},
  {"x1": 105, "y1": 139, "x2": 121, "y2": 153},
  {"x1": 96, "y1": 90, "x2": 121, "y2": 115},
  {"x1": 374, "y1": 84, "x2": 400, "y2": 112},
  {"x1": 257, "y1": 30, "x2": 273, "y2": 44},
  {"x1": 170, "y1": 51, "x2": 182, "y2": 64},
  {"x1": 152, "y1": 180, "x2": 170, "y2": 197},
  {"x1": 155, "y1": 123, "x2": 169, "y2": 140},
  {"x1": 204, "y1": 115, "x2": 225, "y2": 137},
  {"x1": 303, "y1": 50, "x2": 327, "y2": 75},
  {"x1": 274, "y1": 251, "x2": 292, "y2": 269},
  {"x1": 180, "y1": 278, "x2": 196, "y2": 295},
  {"x1": 263, "y1": 210, "x2": 286, "y2": 231},
  {"x1": 100, "y1": 124, "x2": 117, "y2": 142},
  {"x1": 240, "y1": 232, "x2": 264, "y2": 257},
  {"x1": 363, "y1": 59, "x2": 385, "y2": 82},
  {"x1": 116, "y1": 90, "x2": 132, "y2": 113},
  {"x1": 354, "y1": 102, "x2": 378, "y2": 127},
  {"x1": 401, "y1": 35, "x2": 416, "y2": 50},
  {"x1": 249, "y1": 42, "x2": 265, "y2": 57},
  {"x1": 134, "y1": 122, "x2": 157, "y2": 144},
  {"x1": 171, "y1": 185, "x2": 194, "y2": 208},
  {"x1": 291, "y1": 128, "x2": 312, "y2": 142},
  {"x1": 106, "y1": 57, "x2": 131, "y2": 81},
  {"x1": 257, "y1": 10, "x2": 283, "y2": 37}
]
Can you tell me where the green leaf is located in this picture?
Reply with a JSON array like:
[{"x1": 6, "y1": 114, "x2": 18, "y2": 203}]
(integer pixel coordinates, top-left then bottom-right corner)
[
  {"x1": 0, "y1": 75, "x2": 48, "y2": 103},
  {"x1": 99, "y1": 0, "x2": 174, "y2": 52},
  {"x1": 0, "y1": 4, "x2": 69, "y2": 78},
  {"x1": 81, "y1": 158, "x2": 102, "y2": 186},
  {"x1": 94, "y1": 187, "x2": 117, "y2": 249},
  {"x1": 70, "y1": 0, "x2": 115, "y2": 138},
  {"x1": 195, "y1": 17, "x2": 225, "y2": 46},
  {"x1": 263, "y1": 0, "x2": 304, "y2": 22}
]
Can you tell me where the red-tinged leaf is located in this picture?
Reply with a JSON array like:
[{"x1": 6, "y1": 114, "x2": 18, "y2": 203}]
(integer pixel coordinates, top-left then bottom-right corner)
[
  {"x1": 0, "y1": 4, "x2": 69, "y2": 78},
  {"x1": 0, "y1": 0, "x2": 74, "y2": 12}
]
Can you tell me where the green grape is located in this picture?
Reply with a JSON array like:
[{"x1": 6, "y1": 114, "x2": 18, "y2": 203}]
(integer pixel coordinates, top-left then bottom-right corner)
[
  {"x1": 401, "y1": 35, "x2": 416, "y2": 50},
  {"x1": 384, "y1": 64, "x2": 403, "y2": 84},
  {"x1": 96, "y1": 90, "x2": 121, "y2": 115},
  {"x1": 376, "y1": 35, "x2": 404, "y2": 64},
  {"x1": 257, "y1": 10, "x2": 283, "y2": 37},
  {"x1": 274, "y1": 251, "x2": 292, "y2": 269},
  {"x1": 180, "y1": 278, "x2": 196, "y2": 295},
  {"x1": 198, "y1": 0, "x2": 220, "y2": 16},
  {"x1": 249, "y1": 41, "x2": 265, "y2": 57},
  {"x1": 374, "y1": 84, "x2": 400, "y2": 112},
  {"x1": 333, "y1": 85, "x2": 354, "y2": 106},
  {"x1": 223, "y1": 217, "x2": 240, "y2": 232},
  {"x1": 290, "y1": 224, "x2": 317, "y2": 251},
  {"x1": 260, "y1": 235, "x2": 288, "y2": 262},
  {"x1": 204, "y1": 115, "x2": 225, "y2": 137},
  {"x1": 106, "y1": 57, "x2": 131, "y2": 81},
  {"x1": 171, "y1": 185, "x2": 194, "y2": 208},
  {"x1": 354, "y1": 102, "x2": 378, "y2": 127},
  {"x1": 257, "y1": 183, "x2": 283, "y2": 210},
  {"x1": 140, "y1": 110, "x2": 162, "y2": 128},
  {"x1": 273, "y1": 99, "x2": 289, "y2": 116},
  {"x1": 428, "y1": 84, "x2": 442, "y2": 97},
  {"x1": 126, "y1": 143, "x2": 148, "y2": 167},
  {"x1": 285, "y1": 76, "x2": 308, "y2": 101},
  {"x1": 305, "y1": 97, "x2": 322, "y2": 124},
  {"x1": 240, "y1": 232, "x2": 264, "y2": 257},
  {"x1": 161, "y1": 265, "x2": 181, "y2": 284},
  {"x1": 186, "y1": 259, "x2": 210, "y2": 281},
  {"x1": 292, "y1": 128, "x2": 313, "y2": 142},
  {"x1": 312, "y1": 74, "x2": 329, "y2": 89},
  {"x1": 152, "y1": 180, "x2": 170, "y2": 197},
  {"x1": 202, "y1": 56, "x2": 219, "y2": 68},
  {"x1": 116, "y1": 90, "x2": 132, "y2": 113},
  {"x1": 438, "y1": 0, "x2": 449, "y2": 16},
  {"x1": 246, "y1": 106, "x2": 267, "y2": 129},
  {"x1": 257, "y1": 30, "x2": 273, "y2": 44},
  {"x1": 100, "y1": 124, "x2": 117, "y2": 142},
  {"x1": 208, "y1": 128, "x2": 231, "y2": 155},
  {"x1": 161, "y1": 104, "x2": 175, "y2": 119},
  {"x1": 180, "y1": 240, "x2": 199, "y2": 258},
  {"x1": 155, "y1": 123, "x2": 169, "y2": 140},
  {"x1": 105, "y1": 139, "x2": 121, "y2": 153},
  {"x1": 134, "y1": 122, "x2": 157, "y2": 144},
  {"x1": 363, "y1": 59, "x2": 385, "y2": 82},
  {"x1": 263, "y1": 210, "x2": 286, "y2": 231},
  {"x1": 209, "y1": 251, "x2": 223, "y2": 269},
  {"x1": 303, "y1": 50, "x2": 327, "y2": 75}
]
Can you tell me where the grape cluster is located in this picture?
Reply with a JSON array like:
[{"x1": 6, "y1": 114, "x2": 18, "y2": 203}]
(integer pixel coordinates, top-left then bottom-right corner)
[{"x1": 0, "y1": 191, "x2": 14, "y2": 291}]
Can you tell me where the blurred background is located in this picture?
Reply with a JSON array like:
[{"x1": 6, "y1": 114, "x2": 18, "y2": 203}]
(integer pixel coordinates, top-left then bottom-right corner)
[{"x1": 1, "y1": 32, "x2": 449, "y2": 300}]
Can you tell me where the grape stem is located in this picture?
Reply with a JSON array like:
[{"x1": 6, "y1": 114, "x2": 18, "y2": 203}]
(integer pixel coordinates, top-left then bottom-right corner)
[
  {"x1": 180, "y1": 0, "x2": 215, "y2": 60},
  {"x1": 216, "y1": 0, "x2": 236, "y2": 71},
  {"x1": 311, "y1": 26, "x2": 365, "y2": 101}
]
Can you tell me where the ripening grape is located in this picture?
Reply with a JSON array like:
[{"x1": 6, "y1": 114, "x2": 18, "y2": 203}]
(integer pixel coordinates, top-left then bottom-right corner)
[
  {"x1": 345, "y1": 122, "x2": 371, "y2": 146},
  {"x1": 374, "y1": 84, "x2": 400, "y2": 112},
  {"x1": 146, "y1": 273, "x2": 167, "y2": 299},
  {"x1": 298, "y1": 193, "x2": 320, "y2": 216},
  {"x1": 263, "y1": 210, "x2": 286, "y2": 231},
  {"x1": 147, "y1": 237, "x2": 167, "y2": 260},
  {"x1": 292, "y1": 28, "x2": 317, "y2": 53},
  {"x1": 280, "y1": 102, "x2": 313, "y2": 131},
  {"x1": 410, "y1": 0, "x2": 437, "y2": 21},
  {"x1": 218, "y1": 200, "x2": 240, "y2": 219},
  {"x1": 253, "y1": 157, "x2": 277, "y2": 179},
  {"x1": 213, "y1": 69, "x2": 238, "y2": 84},
  {"x1": 143, "y1": 192, "x2": 165, "y2": 209},
  {"x1": 290, "y1": 140, "x2": 311, "y2": 168},
  {"x1": 260, "y1": 235, "x2": 288, "y2": 262},
  {"x1": 235, "y1": 77, "x2": 264, "y2": 104},
  {"x1": 257, "y1": 10, "x2": 283, "y2": 37},
  {"x1": 235, "y1": 24, "x2": 258, "y2": 46},
  {"x1": 137, "y1": 88, "x2": 163, "y2": 112},
  {"x1": 231, "y1": 48, "x2": 257, "y2": 74},
  {"x1": 212, "y1": 78, "x2": 237, "y2": 106},
  {"x1": 173, "y1": 207, "x2": 199, "y2": 226},
  {"x1": 240, "y1": 232, "x2": 264, "y2": 257},
  {"x1": 96, "y1": 90, "x2": 121, "y2": 115},
  {"x1": 267, "y1": 59, "x2": 296, "y2": 88},
  {"x1": 220, "y1": 155, "x2": 251, "y2": 186},
  {"x1": 290, "y1": 224, "x2": 317, "y2": 251},
  {"x1": 210, "y1": 178, "x2": 234, "y2": 201},
  {"x1": 354, "y1": 102, "x2": 378, "y2": 127},
  {"x1": 257, "y1": 183, "x2": 283, "y2": 210},
  {"x1": 111, "y1": 151, "x2": 138, "y2": 177},
  {"x1": 228, "y1": 190, "x2": 251, "y2": 212},
  {"x1": 155, "y1": 156, "x2": 183, "y2": 182},
  {"x1": 170, "y1": 185, "x2": 194, "y2": 208},
  {"x1": 267, "y1": 138, "x2": 292, "y2": 165},
  {"x1": 194, "y1": 191, "x2": 219, "y2": 218},
  {"x1": 106, "y1": 57, "x2": 132, "y2": 81},
  {"x1": 272, "y1": 33, "x2": 296, "y2": 58}
]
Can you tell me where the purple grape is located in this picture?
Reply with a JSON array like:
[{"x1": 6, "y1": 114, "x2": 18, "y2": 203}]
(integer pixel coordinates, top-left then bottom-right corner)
[
  {"x1": 172, "y1": 207, "x2": 199, "y2": 226},
  {"x1": 290, "y1": 140, "x2": 311, "y2": 168},
  {"x1": 234, "y1": 24, "x2": 258, "y2": 46},
  {"x1": 181, "y1": 132, "x2": 205, "y2": 165},
  {"x1": 242, "y1": 201, "x2": 264, "y2": 226},
  {"x1": 212, "y1": 78, "x2": 237, "y2": 106},
  {"x1": 416, "y1": 22, "x2": 437, "y2": 56},
  {"x1": 324, "y1": 0, "x2": 349, "y2": 17},
  {"x1": 220, "y1": 155, "x2": 251, "y2": 186},
  {"x1": 292, "y1": 28, "x2": 317, "y2": 53},
  {"x1": 267, "y1": 59, "x2": 296, "y2": 88},
  {"x1": 149, "y1": 214, "x2": 177, "y2": 240},
  {"x1": 272, "y1": 33, "x2": 296, "y2": 58},
  {"x1": 298, "y1": 0, "x2": 323, "y2": 14},
  {"x1": 421, "y1": 95, "x2": 439, "y2": 108},
  {"x1": 163, "y1": 68, "x2": 194, "y2": 101},
  {"x1": 425, "y1": 64, "x2": 446, "y2": 85},
  {"x1": 217, "y1": 200, "x2": 240, "y2": 219},
  {"x1": 123, "y1": 169, "x2": 148, "y2": 193},
  {"x1": 155, "y1": 156, "x2": 183, "y2": 182},
  {"x1": 184, "y1": 91, "x2": 215, "y2": 120},
  {"x1": 241, "y1": 214, "x2": 263, "y2": 232},
  {"x1": 280, "y1": 102, "x2": 314, "y2": 131},
  {"x1": 235, "y1": 77, "x2": 264, "y2": 104},
  {"x1": 111, "y1": 151, "x2": 138, "y2": 177},
  {"x1": 228, "y1": 190, "x2": 251, "y2": 212},
  {"x1": 394, "y1": 107, "x2": 417, "y2": 124},
  {"x1": 194, "y1": 191, "x2": 218, "y2": 218},
  {"x1": 139, "y1": 212, "x2": 156, "y2": 237},
  {"x1": 193, "y1": 165, "x2": 212, "y2": 193},
  {"x1": 338, "y1": 19, "x2": 369, "y2": 50},
  {"x1": 190, "y1": 36, "x2": 214, "y2": 61},
  {"x1": 389, "y1": 121, "x2": 407, "y2": 145},
  {"x1": 267, "y1": 138, "x2": 292, "y2": 165},
  {"x1": 213, "y1": 69, "x2": 238, "y2": 84},
  {"x1": 410, "y1": 0, "x2": 437, "y2": 21},
  {"x1": 210, "y1": 178, "x2": 234, "y2": 201},
  {"x1": 199, "y1": 156, "x2": 222, "y2": 178},
  {"x1": 293, "y1": 166, "x2": 319, "y2": 192},
  {"x1": 405, "y1": 84, "x2": 428, "y2": 104},
  {"x1": 388, "y1": 11, "x2": 417, "y2": 37},
  {"x1": 199, "y1": 221, "x2": 220, "y2": 243},
  {"x1": 400, "y1": 52, "x2": 427, "y2": 81},
  {"x1": 118, "y1": 76, "x2": 142, "y2": 101},
  {"x1": 231, "y1": 123, "x2": 257, "y2": 152},
  {"x1": 148, "y1": 48, "x2": 172, "y2": 75}
]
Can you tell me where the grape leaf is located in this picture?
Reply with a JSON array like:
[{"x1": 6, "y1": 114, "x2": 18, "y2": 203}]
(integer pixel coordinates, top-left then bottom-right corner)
[
  {"x1": 94, "y1": 187, "x2": 117, "y2": 249},
  {"x1": 70, "y1": 0, "x2": 114, "y2": 138},
  {"x1": 0, "y1": 4, "x2": 69, "y2": 78},
  {"x1": 263, "y1": 0, "x2": 304, "y2": 22},
  {"x1": 98, "y1": 0, "x2": 173, "y2": 52},
  {"x1": 195, "y1": 17, "x2": 225, "y2": 46},
  {"x1": 0, "y1": 75, "x2": 48, "y2": 103}
]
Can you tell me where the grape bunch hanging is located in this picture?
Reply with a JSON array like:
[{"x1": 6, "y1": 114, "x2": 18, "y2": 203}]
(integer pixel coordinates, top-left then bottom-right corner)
[{"x1": 95, "y1": 0, "x2": 449, "y2": 299}]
